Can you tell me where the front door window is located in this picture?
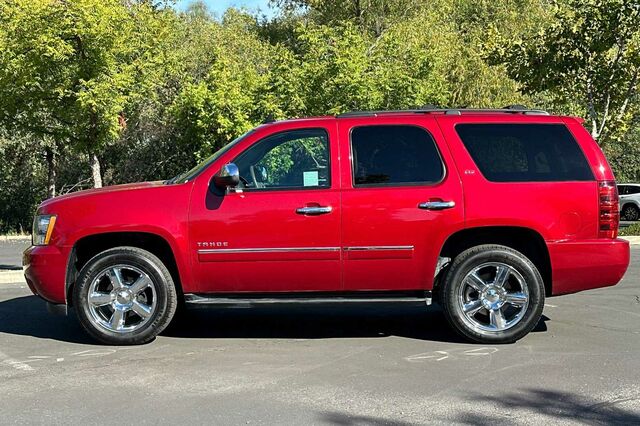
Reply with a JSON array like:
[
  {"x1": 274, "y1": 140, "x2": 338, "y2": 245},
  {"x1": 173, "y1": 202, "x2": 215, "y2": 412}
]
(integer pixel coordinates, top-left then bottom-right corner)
[{"x1": 234, "y1": 129, "x2": 330, "y2": 190}]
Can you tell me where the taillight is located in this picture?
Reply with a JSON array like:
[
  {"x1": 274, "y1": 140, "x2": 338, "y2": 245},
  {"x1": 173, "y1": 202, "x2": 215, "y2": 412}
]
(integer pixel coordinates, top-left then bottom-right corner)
[{"x1": 598, "y1": 180, "x2": 619, "y2": 239}]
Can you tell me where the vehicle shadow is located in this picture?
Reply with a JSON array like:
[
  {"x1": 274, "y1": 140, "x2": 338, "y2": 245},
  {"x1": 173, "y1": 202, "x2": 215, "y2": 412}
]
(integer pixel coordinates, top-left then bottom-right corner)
[
  {"x1": 0, "y1": 295, "x2": 548, "y2": 344},
  {"x1": 0, "y1": 296, "x2": 93, "y2": 344},
  {"x1": 0, "y1": 264, "x2": 22, "y2": 270},
  {"x1": 167, "y1": 303, "x2": 548, "y2": 342},
  {"x1": 164, "y1": 304, "x2": 467, "y2": 342},
  {"x1": 452, "y1": 388, "x2": 640, "y2": 425}
]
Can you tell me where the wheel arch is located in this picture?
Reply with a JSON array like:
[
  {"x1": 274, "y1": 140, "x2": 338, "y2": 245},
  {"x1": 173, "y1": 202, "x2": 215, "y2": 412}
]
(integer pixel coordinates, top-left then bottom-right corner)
[
  {"x1": 621, "y1": 200, "x2": 640, "y2": 210},
  {"x1": 437, "y1": 226, "x2": 552, "y2": 296},
  {"x1": 66, "y1": 231, "x2": 184, "y2": 306}
]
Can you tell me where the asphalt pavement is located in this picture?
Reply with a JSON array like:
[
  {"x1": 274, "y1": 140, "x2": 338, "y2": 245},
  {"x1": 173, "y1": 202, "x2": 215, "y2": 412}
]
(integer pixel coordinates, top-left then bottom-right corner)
[
  {"x1": 0, "y1": 238, "x2": 30, "y2": 270},
  {"x1": 0, "y1": 245, "x2": 638, "y2": 424}
]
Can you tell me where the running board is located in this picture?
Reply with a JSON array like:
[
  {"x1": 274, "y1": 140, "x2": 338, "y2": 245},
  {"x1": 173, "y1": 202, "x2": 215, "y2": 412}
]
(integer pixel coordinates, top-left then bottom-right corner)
[{"x1": 184, "y1": 291, "x2": 432, "y2": 307}]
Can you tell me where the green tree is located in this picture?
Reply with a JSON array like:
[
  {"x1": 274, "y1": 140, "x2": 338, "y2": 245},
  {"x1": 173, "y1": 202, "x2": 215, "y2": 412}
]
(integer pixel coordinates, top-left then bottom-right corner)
[
  {"x1": 292, "y1": 20, "x2": 451, "y2": 114},
  {"x1": 487, "y1": 0, "x2": 640, "y2": 145},
  {"x1": 169, "y1": 8, "x2": 291, "y2": 161},
  {"x1": 271, "y1": 0, "x2": 543, "y2": 109},
  {"x1": 0, "y1": 0, "x2": 171, "y2": 190},
  {"x1": 0, "y1": 134, "x2": 47, "y2": 233},
  {"x1": 278, "y1": 0, "x2": 422, "y2": 37}
]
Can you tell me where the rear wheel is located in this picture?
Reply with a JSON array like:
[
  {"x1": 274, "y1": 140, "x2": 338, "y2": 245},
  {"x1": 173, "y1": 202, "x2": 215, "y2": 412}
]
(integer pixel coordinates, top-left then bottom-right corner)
[
  {"x1": 440, "y1": 244, "x2": 544, "y2": 344},
  {"x1": 74, "y1": 246, "x2": 177, "y2": 345},
  {"x1": 622, "y1": 204, "x2": 640, "y2": 221}
]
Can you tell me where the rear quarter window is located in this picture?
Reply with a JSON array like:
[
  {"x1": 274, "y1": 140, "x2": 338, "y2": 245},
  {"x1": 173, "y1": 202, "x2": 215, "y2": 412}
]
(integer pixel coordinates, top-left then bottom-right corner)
[{"x1": 455, "y1": 124, "x2": 594, "y2": 182}]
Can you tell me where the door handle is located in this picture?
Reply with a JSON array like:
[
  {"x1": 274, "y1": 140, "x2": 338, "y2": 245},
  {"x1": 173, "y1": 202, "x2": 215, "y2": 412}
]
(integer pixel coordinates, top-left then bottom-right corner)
[
  {"x1": 296, "y1": 206, "x2": 333, "y2": 215},
  {"x1": 418, "y1": 200, "x2": 456, "y2": 211}
]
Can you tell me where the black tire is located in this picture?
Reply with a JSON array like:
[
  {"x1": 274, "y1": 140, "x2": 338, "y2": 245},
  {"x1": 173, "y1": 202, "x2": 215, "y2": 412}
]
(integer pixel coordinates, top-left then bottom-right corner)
[
  {"x1": 440, "y1": 244, "x2": 545, "y2": 344},
  {"x1": 621, "y1": 204, "x2": 640, "y2": 221},
  {"x1": 73, "y1": 246, "x2": 177, "y2": 345}
]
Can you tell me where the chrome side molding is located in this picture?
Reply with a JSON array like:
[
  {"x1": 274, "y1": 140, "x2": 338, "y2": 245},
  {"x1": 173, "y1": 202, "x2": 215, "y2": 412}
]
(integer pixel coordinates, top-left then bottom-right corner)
[
  {"x1": 198, "y1": 247, "x2": 340, "y2": 255},
  {"x1": 343, "y1": 246, "x2": 414, "y2": 251}
]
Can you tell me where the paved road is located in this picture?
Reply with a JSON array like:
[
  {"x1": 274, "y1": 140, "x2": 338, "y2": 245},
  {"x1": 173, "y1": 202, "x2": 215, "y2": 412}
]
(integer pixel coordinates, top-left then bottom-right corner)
[
  {"x1": 0, "y1": 249, "x2": 638, "y2": 424},
  {"x1": 0, "y1": 238, "x2": 30, "y2": 270}
]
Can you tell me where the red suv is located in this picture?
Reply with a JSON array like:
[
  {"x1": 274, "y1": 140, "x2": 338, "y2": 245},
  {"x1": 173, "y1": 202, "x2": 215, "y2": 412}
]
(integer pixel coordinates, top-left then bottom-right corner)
[{"x1": 23, "y1": 107, "x2": 631, "y2": 345}]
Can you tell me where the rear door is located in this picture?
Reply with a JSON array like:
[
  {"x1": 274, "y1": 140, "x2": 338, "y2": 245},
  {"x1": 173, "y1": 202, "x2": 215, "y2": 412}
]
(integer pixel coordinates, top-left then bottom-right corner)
[{"x1": 338, "y1": 116, "x2": 464, "y2": 291}]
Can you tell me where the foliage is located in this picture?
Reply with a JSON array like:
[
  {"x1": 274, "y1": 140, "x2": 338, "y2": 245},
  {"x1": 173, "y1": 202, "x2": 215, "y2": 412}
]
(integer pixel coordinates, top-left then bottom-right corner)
[
  {"x1": 0, "y1": 136, "x2": 46, "y2": 233},
  {"x1": 169, "y1": 9, "x2": 290, "y2": 161},
  {"x1": 0, "y1": 0, "x2": 173, "y2": 187},
  {"x1": 486, "y1": 0, "x2": 640, "y2": 147},
  {"x1": 608, "y1": 120, "x2": 640, "y2": 182},
  {"x1": 0, "y1": 0, "x2": 639, "y2": 232},
  {"x1": 619, "y1": 222, "x2": 640, "y2": 236},
  {"x1": 272, "y1": 0, "x2": 421, "y2": 36}
]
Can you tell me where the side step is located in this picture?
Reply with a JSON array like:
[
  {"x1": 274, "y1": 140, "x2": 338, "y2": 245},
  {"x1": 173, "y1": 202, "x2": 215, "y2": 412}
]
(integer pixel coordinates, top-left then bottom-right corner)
[{"x1": 184, "y1": 291, "x2": 432, "y2": 307}]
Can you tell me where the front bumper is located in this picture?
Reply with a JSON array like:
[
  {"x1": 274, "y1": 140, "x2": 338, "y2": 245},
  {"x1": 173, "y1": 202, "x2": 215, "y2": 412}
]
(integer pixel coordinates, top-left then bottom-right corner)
[
  {"x1": 548, "y1": 238, "x2": 630, "y2": 295},
  {"x1": 23, "y1": 245, "x2": 70, "y2": 304}
]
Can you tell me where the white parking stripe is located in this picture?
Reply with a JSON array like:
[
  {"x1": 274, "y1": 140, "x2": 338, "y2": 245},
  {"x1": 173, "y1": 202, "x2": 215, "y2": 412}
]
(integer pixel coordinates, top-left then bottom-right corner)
[{"x1": 0, "y1": 350, "x2": 37, "y2": 372}]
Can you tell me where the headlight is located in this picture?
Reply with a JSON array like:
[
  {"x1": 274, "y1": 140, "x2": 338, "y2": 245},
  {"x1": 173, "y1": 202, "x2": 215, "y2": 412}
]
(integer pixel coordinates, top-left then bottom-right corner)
[{"x1": 32, "y1": 215, "x2": 57, "y2": 246}]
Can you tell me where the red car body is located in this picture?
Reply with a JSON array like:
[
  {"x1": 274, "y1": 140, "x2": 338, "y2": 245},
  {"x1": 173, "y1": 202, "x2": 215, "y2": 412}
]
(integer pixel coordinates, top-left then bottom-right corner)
[{"x1": 24, "y1": 112, "x2": 630, "y2": 308}]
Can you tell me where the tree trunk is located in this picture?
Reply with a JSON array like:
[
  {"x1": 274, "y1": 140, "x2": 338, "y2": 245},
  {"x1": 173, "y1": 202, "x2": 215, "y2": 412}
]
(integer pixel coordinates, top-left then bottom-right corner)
[
  {"x1": 45, "y1": 147, "x2": 56, "y2": 198},
  {"x1": 90, "y1": 153, "x2": 102, "y2": 188},
  {"x1": 353, "y1": 0, "x2": 362, "y2": 24}
]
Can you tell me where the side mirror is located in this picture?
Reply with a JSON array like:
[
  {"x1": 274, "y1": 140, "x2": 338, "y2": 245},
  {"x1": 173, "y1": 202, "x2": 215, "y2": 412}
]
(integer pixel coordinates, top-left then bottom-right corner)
[{"x1": 213, "y1": 163, "x2": 240, "y2": 189}]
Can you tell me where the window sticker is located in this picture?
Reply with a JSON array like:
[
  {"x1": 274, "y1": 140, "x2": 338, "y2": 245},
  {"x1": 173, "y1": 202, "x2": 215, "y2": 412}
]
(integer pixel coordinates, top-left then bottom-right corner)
[{"x1": 303, "y1": 171, "x2": 319, "y2": 187}]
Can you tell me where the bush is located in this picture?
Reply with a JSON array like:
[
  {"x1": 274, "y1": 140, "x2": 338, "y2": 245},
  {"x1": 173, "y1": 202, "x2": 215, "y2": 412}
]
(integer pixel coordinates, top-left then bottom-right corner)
[
  {"x1": 619, "y1": 222, "x2": 640, "y2": 236},
  {"x1": 0, "y1": 137, "x2": 47, "y2": 234}
]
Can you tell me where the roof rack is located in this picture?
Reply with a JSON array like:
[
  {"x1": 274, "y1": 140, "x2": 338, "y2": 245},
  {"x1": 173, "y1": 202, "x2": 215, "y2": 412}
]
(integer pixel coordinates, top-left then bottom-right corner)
[{"x1": 336, "y1": 105, "x2": 549, "y2": 118}]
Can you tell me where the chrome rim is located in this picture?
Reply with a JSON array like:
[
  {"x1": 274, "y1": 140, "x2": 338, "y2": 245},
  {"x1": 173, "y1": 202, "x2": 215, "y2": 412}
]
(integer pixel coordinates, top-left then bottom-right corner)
[
  {"x1": 87, "y1": 265, "x2": 157, "y2": 334},
  {"x1": 457, "y1": 262, "x2": 529, "y2": 333},
  {"x1": 624, "y1": 206, "x2": 639, "y2": 221}
]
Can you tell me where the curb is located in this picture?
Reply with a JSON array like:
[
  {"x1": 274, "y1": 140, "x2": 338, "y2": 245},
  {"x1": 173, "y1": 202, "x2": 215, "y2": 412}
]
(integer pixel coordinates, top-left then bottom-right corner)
[
  {"x1": 0, "y1": 235, "x2": 30, "y2": 241},
  {"x1": 621, "y1": 236, "x2": 640, "y2": 245},
  {"x1": 0, "y1": 271, "x2": 25, "y2": 284}
]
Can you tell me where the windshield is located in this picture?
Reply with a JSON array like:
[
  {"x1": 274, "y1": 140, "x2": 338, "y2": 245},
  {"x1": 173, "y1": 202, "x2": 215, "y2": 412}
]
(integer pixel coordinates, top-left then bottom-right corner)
[{"x1": 167, "y1": 129, "x2": 256, "y2": 184}]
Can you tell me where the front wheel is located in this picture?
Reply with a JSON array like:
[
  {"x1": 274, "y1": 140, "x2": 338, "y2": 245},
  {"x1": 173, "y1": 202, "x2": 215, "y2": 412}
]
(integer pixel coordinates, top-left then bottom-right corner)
[
  {"x1": 440, "y1": 244, "x2": 545, "y2": 344},
  {"x1": 74, "y1": 246, "x2": 177, "y2": 345}
]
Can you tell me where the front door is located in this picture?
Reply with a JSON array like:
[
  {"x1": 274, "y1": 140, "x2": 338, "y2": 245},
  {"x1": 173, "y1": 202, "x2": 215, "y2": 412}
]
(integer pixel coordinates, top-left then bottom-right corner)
[
  {"x1": 338, "y1": 118, "x2": 464, "y2": 291},
  {"x1": 189, "y1": 124, "x2": 341, "y2": 293}
]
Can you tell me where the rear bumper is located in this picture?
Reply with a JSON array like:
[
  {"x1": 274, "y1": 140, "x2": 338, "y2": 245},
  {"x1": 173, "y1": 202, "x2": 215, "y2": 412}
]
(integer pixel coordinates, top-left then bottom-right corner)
[
  {"x1": 23, "y1": 245, "x2": 69, "y2": 304},
  {"x1": 548, "y1": 238, "x2": 630, "y2": 295}
]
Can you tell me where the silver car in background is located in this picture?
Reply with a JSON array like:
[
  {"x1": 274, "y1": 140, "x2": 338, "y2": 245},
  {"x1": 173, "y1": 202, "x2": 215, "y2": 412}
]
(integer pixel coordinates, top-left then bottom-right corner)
[{"x1": 618, "y1": 183, "x2": 640, "y2": 221}]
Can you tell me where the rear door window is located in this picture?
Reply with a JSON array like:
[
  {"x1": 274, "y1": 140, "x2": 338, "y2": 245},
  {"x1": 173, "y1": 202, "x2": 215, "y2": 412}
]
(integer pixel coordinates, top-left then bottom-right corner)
[
  {"x1": 350, "y1": 125, "x2": 444, "y2": 186},
  {"x1": 455, "y1": 124, "x2": 594, "y2": 182}
]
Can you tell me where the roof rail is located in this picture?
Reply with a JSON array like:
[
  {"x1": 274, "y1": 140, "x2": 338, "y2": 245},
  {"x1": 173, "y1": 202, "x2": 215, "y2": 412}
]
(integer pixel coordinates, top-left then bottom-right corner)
[{"x1": 336, "y1": 106, "x2": 549, "y2": 118}]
